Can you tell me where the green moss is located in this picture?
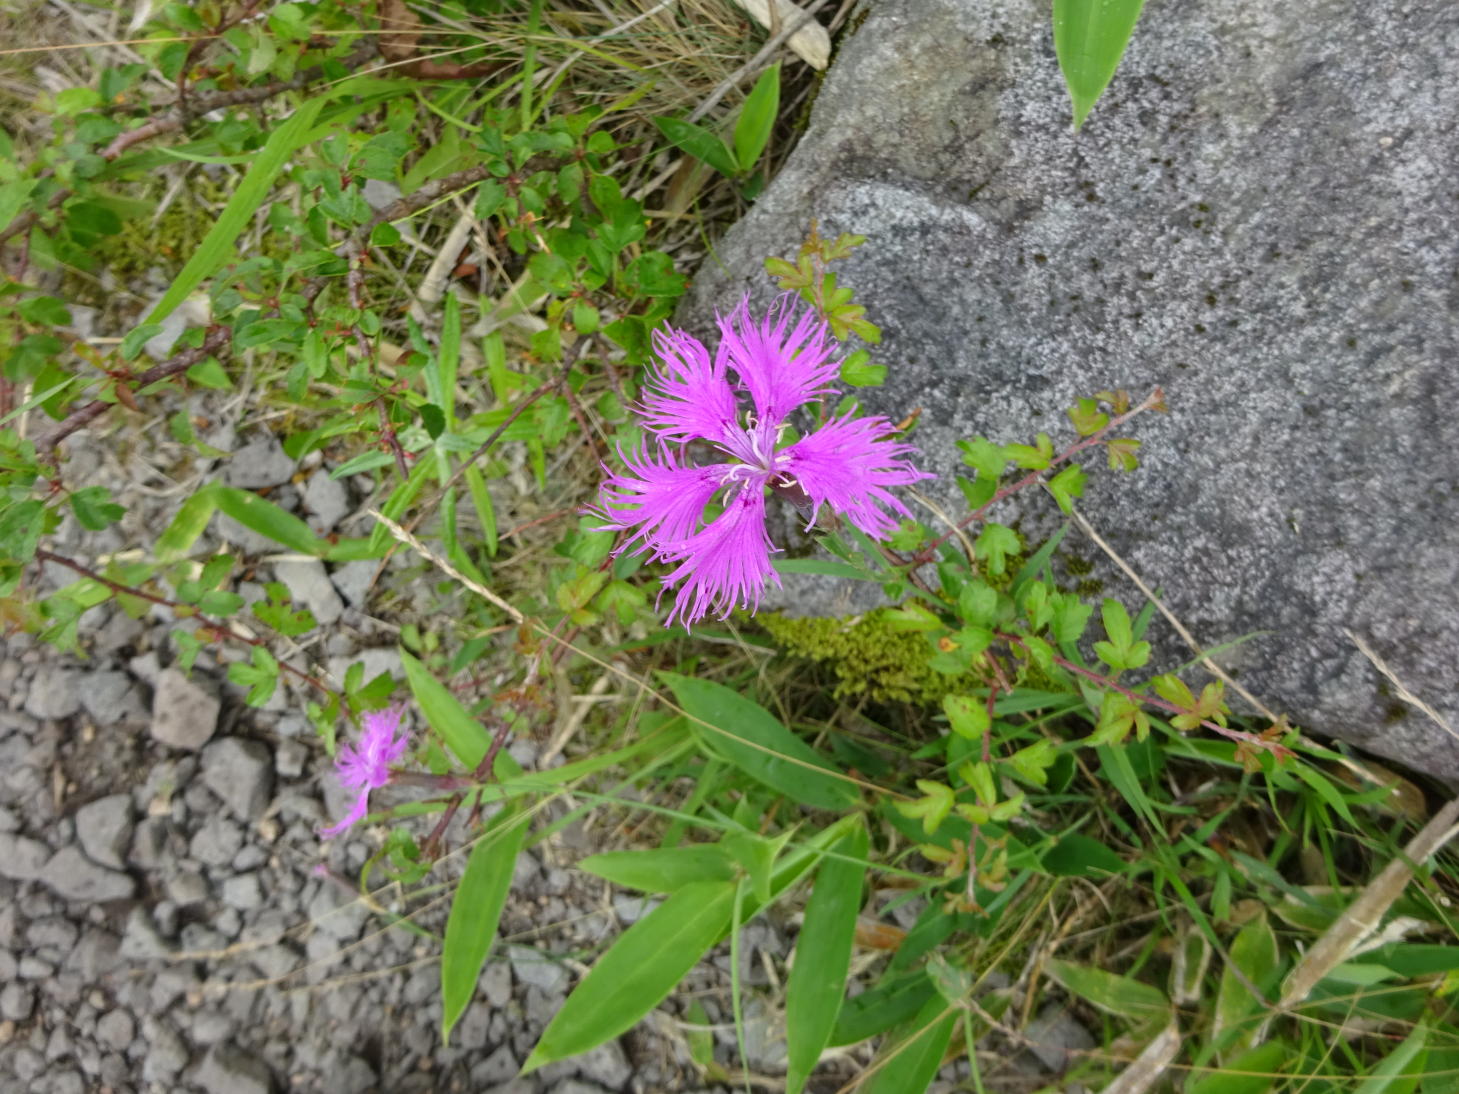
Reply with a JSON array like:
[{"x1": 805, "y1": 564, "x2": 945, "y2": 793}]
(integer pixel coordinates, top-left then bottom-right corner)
[{"x1": 761, "y1": 609, "x2": 979, "y2": 705}]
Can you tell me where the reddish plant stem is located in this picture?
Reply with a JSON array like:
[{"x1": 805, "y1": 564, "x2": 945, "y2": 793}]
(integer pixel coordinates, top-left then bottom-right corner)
[
  {"x1": 999, "y1": 630, "x2": 1288, "y2": 755},
  {"x1": 34, "y1": 548, "x2": 335, "y2": 698},
  {"x1": 36, "y1": 325, "x2": 233, "y2": 451},
  {"x1": 909, "y1": 389, "x2": 1165, "y2": 566}
]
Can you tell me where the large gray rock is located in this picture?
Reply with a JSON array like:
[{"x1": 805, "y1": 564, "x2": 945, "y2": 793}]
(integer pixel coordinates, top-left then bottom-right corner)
[{"x1": 684, "y1": 0, "x2": 1459, "y2": 775}]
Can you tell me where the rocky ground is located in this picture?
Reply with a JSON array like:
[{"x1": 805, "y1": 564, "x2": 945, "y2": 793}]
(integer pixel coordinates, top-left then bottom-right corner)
[{"x1": 0, "y1": 401, "x2": 1081, "y2": 1093}]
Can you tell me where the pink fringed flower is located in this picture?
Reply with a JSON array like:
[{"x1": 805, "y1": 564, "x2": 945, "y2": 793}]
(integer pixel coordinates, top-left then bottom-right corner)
[
  {"x1": 596, "y1": 295, "x2": 931, "y2": 627},
  {"x1": 320, "y1": 705, "x2": 410, "y2": 838}
]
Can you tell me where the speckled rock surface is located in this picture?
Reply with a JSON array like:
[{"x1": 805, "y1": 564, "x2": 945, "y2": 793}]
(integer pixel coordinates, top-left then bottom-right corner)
[{"x1": 683, "y1": 0, "x2": 1459, "y2": 776}]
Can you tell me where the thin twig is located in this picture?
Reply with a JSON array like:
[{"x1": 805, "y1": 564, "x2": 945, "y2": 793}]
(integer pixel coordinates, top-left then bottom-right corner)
[
  {"x1": 36, "y1": 325, "x2": 232, "y2": 450},
  {"x1": 34, "y1": 548, "x2": 334, "y2": 696}
]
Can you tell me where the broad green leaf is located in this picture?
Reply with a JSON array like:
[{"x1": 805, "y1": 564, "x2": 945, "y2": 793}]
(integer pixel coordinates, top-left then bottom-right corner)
[
  {"x1": 401, "y1": 650, "x2": 491, "y2": 770},
  {"x1": 1045, "y1": 959, "x2": 1170, "y2": 1026},
  {"x1": 1355, "y1": 1024, "x2": 1428, "y2": 1094},
  {"x1": 523, "y1": 880, "x2": 737, "y2": 1071},
  {"x1": 662, "y1": 672, "x2": 858, "y2": 810},
  {"x1": 733, "y1": 63, "x2": 780, "y2": 174},
  {"x1": 156, "y1": 488, "x2": 218, "y2": 561},
  {"x1": 1042, "y1": 832, "x2": 1126, "y2": 877},
  {"x1": 651, "y1": 117, "x2": 738, "y2": 177},
  {"x1": 1213, "y1": 910, "x2": 1279, "y2": 1057},
  {"x1": 1052, "y1": 0, "x2": 1147, "y2": 130},
  {"x1": 442, "y1": 809, "x2": 529, "y2": 1044},
  {"x1": 0, "y1": 179, "x2": 36, "y2": 236},
  {"x1": 212, "y1": 486, "x2": 327, "y2": 555},
  {"x1": 785, "y1": 820, "x2": 868, "y2": 1094},
  {"x1": 1185, "y1": 1040, "x2": 1288, "y2": 1094},
  {"x1": 147, "y1": 95, "x2": 326, "y2": 327},
  {"x1": 862, "y1": 994, "x2": 958, "y2": 1094},
  {"x1": 578, "y1": 845, "x2": 736, "y2": 892}
]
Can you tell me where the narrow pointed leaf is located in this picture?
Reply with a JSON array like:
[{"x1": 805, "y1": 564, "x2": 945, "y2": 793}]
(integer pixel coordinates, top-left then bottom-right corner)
[
  {"x1": 441, "y1": 809, "x2": 529, "y2": 1044},
  {"x1": 523, "y1": 880, "x2": 737, "y2": 1071},
  {"x1": 147, "y1": 95, "x2": 326, "y2": 326},
  {"x1": 662, "y1": 673, "x2": 858, "y2": 810},
  {"x1": 785, "y1": 820, "x2": 869, "y2": 1094},
  {"x1": 733, "y1": 63, "x2": 781, "y2": 174},
  {"x1": 862, "y1": 994, "x2": 958, "y2": 1094},
  {"x1": 401, "y1": 650, "x2": 491, "y2": 770},
  {"x1": 1052, "y1": 0, "x2": 1147, "y2": 130}
]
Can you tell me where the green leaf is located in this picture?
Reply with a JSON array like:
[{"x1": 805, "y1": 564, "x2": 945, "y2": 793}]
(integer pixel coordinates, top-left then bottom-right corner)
[
  {"x1": 120, "y1": 324, "x2": 162, "y2": 362},
  {"x1": 974, "y1": 523, "x2": 1020, "y2": 576},
  {"x1": 212, "y1": 486, "x2": 326, "y2": 555},
  {"x1": 1042, "y1": 832, "x2": 1126, "y2": 878},
  {"x1": 830, "y1": 970, "x2": 935, "y2": 1046},
  {"x1": 578, "y1": 845, "x2": 736, "y2": 892},
  {"x1": 662, "y1": 673, "x2": 858, "y2": 810},
  {"x1": 733, "y1": 63, "x2": 780, "y2": 174},
  {"x1": 772, "y1": 558, "x2": 873, "y2": 581},
  {"x1": 156, "y1": 488, "x2": 218, "y2": 561},
  {"x1": 401, "y1": 650, "x2": 491, "y2": 770},
  {"x1": 69, "y1": 486, "x2": 125, "y2": 531},
  {"x1": 1053, "y1": 0, "x2": 1147, "y2": 130},
  {"x1": 1185, "y1": 1039, "x2": 1288, "y2": 1094},
  {"x1": 1045, "y1": 958, "x2": 1170, "y2": 1027},
  {"x1": 441, "y1": 810, "x2": 529, "y2": 1044},
  {"x1": 523, "y1": 880, "x2": 737, "y2": 1071},
  {"x1": 147, "y1": 95, "x2": 326, "y2": 328},
  {"x1": 785, "y1": 820, "x2": 868, "y2": 1094},
  {"x1": 463, "y1": 465, "x2": 498, "y2": 558},
  {"x1": 942, "y1": 694, "x2": 990, "y2": 740},
  {"x1": 1047, "y1": 463, "x2": 1087, "y2": 514},
  {"x1": 0, "y1": 179, "x2": 36, "y2": 236},
  {"x1": 862, "y1": 994, "x2": 958, "y2": 1094},
  {"x1": 1355, "y1": 1024, "x2": 1428, "y2": 1094},
  {"x1": 652, "y1": 117, "x2": 738, "y2": 178},
  {"x1": 1213, "y1": 910, "x2": 1279, "y2": 1056}
]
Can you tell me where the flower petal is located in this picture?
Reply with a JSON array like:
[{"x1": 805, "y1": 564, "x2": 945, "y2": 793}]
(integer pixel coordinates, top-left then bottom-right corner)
[
  {"x1": 595, "y1": 442, "x2": 729, "y2": 558},
  {"x1": 660, "y1": 485, "x2": 780, "y2": 627},
  {"x1": 638, "y1": 326, "x2": 740, "y2": 446},
  {"x1": 778, "y1": 413, "x2": 933, "y2": 539},
  {"x1": 319, "y1": 787, "x2": 372, "y2": 838},
  {"x1": 719, "y1": 295, "x2": 839, "y2": 425}
]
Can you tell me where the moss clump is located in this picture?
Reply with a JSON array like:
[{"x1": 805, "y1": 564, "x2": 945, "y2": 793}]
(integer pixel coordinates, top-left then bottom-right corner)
[{"x1": 761, "y1": 609, "x2": 978, "y2": 705}]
